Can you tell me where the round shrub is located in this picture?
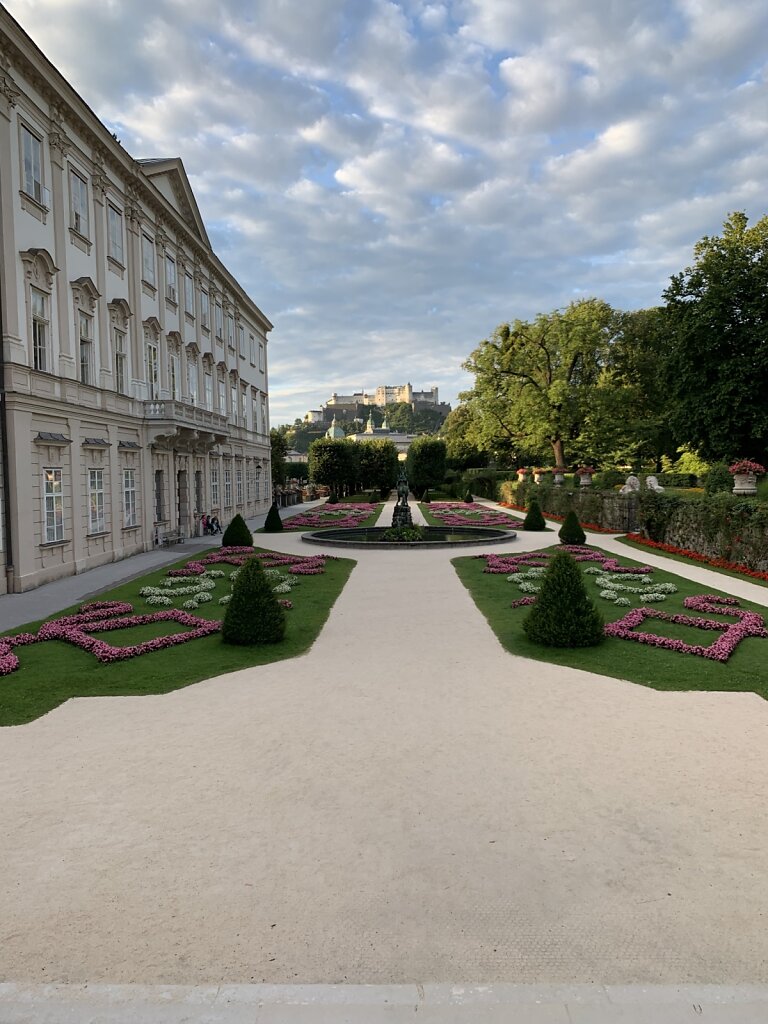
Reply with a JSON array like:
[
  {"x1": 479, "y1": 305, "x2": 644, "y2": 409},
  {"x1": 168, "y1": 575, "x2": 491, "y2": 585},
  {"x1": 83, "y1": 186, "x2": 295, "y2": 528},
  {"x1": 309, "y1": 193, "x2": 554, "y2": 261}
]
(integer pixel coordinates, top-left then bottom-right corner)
[
  {"x1": 263, "y1": 502, "x2": 284, "y2": 533},
  {"x1": 705, "y1": 463, "x2": 733, "y2": 495},
  {"x1": 523, "y1": 497, "x2": 546, "y2": 531},
  {"x1": 523, "y1": 551, "x2": 604, "y2": 648},
  {"x1": 558, "y1": 508, "x2": 586, "y2": 545},
  {"x1": 222, "y1": 513, "x2": 254, "y2": 547},
  {"x1": 222, "y1": 556, "x2": 286, "y2": 645}
]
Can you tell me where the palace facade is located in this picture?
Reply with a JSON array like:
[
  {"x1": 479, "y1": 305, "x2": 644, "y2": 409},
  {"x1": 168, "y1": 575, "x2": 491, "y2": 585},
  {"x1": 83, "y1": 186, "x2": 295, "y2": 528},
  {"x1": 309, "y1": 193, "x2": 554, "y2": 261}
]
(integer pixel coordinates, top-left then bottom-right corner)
[{"x1": 0, "y1": 9, "x2": 273, "y2": 592}]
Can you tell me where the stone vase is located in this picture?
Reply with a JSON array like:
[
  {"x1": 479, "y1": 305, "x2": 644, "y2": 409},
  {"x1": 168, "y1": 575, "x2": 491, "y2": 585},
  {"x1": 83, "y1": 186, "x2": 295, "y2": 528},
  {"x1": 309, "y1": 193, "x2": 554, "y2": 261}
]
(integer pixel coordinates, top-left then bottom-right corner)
[
  {"x1": 578, "y1": 474, "x2": 593, "y2": 487},
  {"x1": 553, "y1": 469, "x2": 565, "y2": 486},
  {"x1": 732, "y1": 472, "x2": 757, "y2": 496},
  {"x1": 533, "y1": 471, "x2": 544, "y2": 485}
]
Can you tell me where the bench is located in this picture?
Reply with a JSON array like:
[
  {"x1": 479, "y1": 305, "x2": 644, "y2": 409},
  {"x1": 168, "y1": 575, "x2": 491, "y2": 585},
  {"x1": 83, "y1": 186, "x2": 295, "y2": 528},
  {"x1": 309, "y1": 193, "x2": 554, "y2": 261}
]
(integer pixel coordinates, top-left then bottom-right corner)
[{"x1": 160, "y1": 529, "x2": 184, "y2": 547}]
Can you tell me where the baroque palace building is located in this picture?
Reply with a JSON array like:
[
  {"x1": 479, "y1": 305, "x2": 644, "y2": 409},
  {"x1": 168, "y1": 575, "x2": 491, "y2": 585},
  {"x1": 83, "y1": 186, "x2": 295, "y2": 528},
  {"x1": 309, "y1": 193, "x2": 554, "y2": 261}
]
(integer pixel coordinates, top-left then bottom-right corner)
[{"x1": 0, "y1": 9, "x2": 273, "y2": 593}]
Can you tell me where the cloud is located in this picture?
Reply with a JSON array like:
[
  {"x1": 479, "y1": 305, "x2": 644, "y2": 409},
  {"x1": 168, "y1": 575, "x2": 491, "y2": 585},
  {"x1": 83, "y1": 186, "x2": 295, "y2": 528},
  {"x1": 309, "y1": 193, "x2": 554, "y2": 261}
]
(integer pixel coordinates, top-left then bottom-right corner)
[{"x1": 4, "y1": 0, "x2": 768, "y2": 424}]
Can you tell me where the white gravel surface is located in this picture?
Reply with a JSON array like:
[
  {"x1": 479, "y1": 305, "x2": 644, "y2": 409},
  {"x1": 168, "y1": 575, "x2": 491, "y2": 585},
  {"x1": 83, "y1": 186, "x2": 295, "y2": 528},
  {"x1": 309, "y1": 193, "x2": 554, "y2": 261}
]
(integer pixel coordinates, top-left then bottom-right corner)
[{"x1": 1, "y1": 514, "x2": 767, "y2": 987}]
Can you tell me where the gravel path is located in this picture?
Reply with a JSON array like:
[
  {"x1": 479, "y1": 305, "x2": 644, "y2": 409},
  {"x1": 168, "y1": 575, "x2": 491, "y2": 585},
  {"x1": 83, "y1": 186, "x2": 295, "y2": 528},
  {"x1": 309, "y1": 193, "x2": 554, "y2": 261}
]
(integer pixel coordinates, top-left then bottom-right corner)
[{"x1": 1, "y1": 519, "x2": 767, "y2": 986}]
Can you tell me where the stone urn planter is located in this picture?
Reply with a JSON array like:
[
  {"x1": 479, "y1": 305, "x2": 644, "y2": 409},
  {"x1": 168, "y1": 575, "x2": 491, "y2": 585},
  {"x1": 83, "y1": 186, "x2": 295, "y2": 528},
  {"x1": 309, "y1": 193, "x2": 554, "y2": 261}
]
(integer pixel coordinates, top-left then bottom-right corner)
[
  {"x1": 732, "y1": 473, "x2": 758, "y2": 496},
  {"x1": 533, "y1": 469, "x2": 547, "y2": 485},
  {"x1": 729, "y1": 460, "x2": 764, "y2": 496},
  {"x1": 553, "y1": 467, "x2": 566, "y2": 486},
  {"x1": 516, "y1": 469, "x2": 529, "y2": 484},
  {"x1": 576, "y1": 468, "x2": 595, "y2": 487}
]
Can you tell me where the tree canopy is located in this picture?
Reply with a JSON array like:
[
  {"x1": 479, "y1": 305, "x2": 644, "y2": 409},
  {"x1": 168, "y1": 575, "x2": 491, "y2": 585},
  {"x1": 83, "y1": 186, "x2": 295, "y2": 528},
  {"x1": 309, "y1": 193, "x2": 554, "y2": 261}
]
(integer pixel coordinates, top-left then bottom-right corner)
[{"x1": 663, "y1": 211, "x2": 768, "y2": 461}]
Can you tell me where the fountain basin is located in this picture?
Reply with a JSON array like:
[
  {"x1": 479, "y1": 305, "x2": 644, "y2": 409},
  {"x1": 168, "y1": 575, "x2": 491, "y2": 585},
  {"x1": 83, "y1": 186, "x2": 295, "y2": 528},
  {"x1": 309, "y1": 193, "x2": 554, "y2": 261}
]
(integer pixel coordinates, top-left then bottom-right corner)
[{"x1": 301, "y1": 525, "x2": 515, "y2": 549}]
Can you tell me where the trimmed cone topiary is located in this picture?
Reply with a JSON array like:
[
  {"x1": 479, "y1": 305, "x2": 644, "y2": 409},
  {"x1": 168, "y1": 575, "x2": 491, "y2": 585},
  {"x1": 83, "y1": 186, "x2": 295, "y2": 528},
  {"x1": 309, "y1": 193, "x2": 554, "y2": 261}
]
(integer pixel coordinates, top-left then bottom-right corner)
[
  {"x1": 523, "y1": 497, "x2": 546, "y2": 531},
  {"x1": 523, "y1": 550, "x2": 604, "y2": 648},
  {"x1": 464, "y1": 489, "x2": 474, "y2": 503},
  {"x1": 558, "y1": 508, "x2": 586, "y2": 545},
  {"x1": 221, "y1": 512, "x2": 254, "y2": 547},
  {"x1": 222, "y1": 555, "x2": 286, "y2": 645},
  {"x1": 263, "y1": 502, "x2": 284, "y2": 533}
]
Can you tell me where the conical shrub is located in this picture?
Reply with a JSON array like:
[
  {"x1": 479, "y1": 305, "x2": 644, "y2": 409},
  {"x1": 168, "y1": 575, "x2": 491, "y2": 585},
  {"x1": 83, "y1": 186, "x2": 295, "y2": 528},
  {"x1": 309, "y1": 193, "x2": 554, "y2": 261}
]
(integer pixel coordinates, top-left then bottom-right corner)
[
  {"x1": 558, "y1": 508, "x2": 586, "y2": 545},
  {"x1": 263, "y1": 502, "x2": 284, "y2": 533},
  {"x1": 222, "y1": 555, "x2": 286, "y2": 645},
  {"x1": 221, "y1": 512, "x2": 254, "y2": 547},
  {"x1": 523, "y1": 497, "x2": 546, "y2": 531},
  {"x1": 523, "y1": 551, "x2": 604, "y2": 648}
]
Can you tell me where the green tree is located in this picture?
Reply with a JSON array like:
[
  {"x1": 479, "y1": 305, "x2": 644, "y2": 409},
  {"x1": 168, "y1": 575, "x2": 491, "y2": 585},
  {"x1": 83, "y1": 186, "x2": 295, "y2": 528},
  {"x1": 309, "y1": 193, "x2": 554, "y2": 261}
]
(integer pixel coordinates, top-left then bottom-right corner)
[
  {"x1": 308, "y1": 438, "x2": 359, "y2": 495},
  {"x1": 270, "y1": 428, "x2": 288, "y2": 489},
  {"x1": 413, "y1": 407, "x2": 445, "y2": 433},
  {"x1": 406, "y1": 436, "x2": 446, "y2": 497},
  {"x1": 385, "y1": 402, "x2": 414, "y2": 432},
  {"x1": 523, "y1": 551, "x2": 603, "y2": 648},
  {"x1": 357, "y1": 439, "x2": 399, "y2": 493},
  {"x1": 663, "y1": 212, "x2": 768, "y2": 461},
  {"x1": 462, "y1": 298, "x2": 624, "y2": 467},
  {"x1": 222, "y1": 556, "x2": 285, "y2": 646}
]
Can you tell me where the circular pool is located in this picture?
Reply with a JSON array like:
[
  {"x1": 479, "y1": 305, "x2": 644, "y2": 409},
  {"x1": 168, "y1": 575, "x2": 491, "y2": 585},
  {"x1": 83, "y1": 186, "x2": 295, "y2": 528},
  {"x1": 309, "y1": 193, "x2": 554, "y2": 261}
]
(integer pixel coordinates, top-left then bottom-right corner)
[{"x1": 301, "y1": 525, "x2": 515, "y2": 549}]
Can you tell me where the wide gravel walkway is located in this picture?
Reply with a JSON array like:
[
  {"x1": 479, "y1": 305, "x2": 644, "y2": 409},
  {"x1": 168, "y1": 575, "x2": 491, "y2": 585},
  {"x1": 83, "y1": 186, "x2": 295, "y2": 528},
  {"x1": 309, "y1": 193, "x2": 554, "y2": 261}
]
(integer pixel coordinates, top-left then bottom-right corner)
[{"x1": 1, "y1": 501, "x2": 768, "y2": 999}]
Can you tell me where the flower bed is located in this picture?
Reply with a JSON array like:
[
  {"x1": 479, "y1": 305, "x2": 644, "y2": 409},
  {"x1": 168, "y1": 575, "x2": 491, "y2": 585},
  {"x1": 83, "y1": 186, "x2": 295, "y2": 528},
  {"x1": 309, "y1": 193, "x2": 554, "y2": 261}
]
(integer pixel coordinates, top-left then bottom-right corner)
[
  {"x1": 624, "y1": 534, "x2": 768, "y2": 583},
  {"x1": 427, "y1": 502, "x2": 519, "y2": 529},
  {"x1": 478, "y1": 545, "x2": 653, "y2": 575},
  {"x1": 281, "y1": 503, "x2": 379, "y2": 530},
  {"x1": 604, "y1": 595, "x2": 767, "y2": 662},
  {"x1": 0, "y1": 601, "x2": 221, "y2": 675}
]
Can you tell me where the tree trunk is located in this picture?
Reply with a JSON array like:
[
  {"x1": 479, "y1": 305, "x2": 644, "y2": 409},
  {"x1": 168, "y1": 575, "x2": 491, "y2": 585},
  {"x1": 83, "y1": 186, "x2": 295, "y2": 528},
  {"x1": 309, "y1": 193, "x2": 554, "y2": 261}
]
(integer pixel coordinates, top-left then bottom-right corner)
[{"x1": 551, "y1": 439, "x2": 566, "y2": 467}]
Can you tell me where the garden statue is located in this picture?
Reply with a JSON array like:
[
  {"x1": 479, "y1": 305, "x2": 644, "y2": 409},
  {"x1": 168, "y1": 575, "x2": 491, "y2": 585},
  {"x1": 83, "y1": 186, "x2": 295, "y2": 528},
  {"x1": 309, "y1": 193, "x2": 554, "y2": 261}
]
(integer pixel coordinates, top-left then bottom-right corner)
[
  {"x1": 620, "y1": 475, "x2": 641, "y2": 495},
  {"x1": 645, "y1": 475, "x2": 665, "y2": 492},
  {"x1": 392, "y1": 468, "x2": 413, "y2": 528}
]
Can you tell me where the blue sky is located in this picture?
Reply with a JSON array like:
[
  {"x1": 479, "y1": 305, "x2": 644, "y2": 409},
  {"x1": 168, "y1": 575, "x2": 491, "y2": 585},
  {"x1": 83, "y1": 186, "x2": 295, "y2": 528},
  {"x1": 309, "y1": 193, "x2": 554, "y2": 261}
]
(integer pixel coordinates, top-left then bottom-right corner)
[{"x1": 8, "y1": 0, "x2": 768, "y2": 424}]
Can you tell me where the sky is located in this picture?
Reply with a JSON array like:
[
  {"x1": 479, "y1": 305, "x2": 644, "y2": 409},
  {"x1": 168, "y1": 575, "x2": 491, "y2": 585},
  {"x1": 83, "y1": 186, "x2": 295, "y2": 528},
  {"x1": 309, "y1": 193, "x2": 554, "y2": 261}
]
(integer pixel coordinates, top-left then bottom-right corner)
[{"x1": 6, "y1": 0, "x2": 768, "y2": 425}]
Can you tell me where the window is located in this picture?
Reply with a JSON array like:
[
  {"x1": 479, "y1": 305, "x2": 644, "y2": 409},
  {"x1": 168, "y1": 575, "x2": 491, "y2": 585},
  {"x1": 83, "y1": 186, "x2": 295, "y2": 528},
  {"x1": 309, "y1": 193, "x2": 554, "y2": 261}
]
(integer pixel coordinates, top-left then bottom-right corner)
[
  {"x1": 114, "y1": 329, "x2": 127, "y2": 395},
  {"x1": 246, "y1": 466, "x2": 251, "y2": 501},
  {"x1": 123, "y1": 469, "x2": 137, "y2": 528},
  {"x1": 184, "y1": 273, "x2": 194, "y2": 316},
  {"x1": 88, "y1": 469, "x2": 105, "y2": 534},
  {"x1": 201, "y1": 290, "x2": 210, "y2": 329},
  {"x1": 169, "y1": 351, "x2": 180, "y2": 400},
  {"x1": 142, "y1": 234, "x2": 155, "y2": 285},
  {"x1": 218, "y1": 377, "x2": 226, "y2": 414},
  {"x1": 236, "y1": 465, "x2": 243, "y2": 505},
  {"x1": 187, "y1": 358, "x2": 198, "y2": 405},
  {"x1": 249, "y1": 333, "x2": 256, "y2": 364},
  {"x1": 146, "y1": 341, "x2": 159, "y2": 399},
  {"x1": 252, "y1": 393, "x2": 259, "y2": 434},
  {"x1": 238, "y1": 324, "x2": 245, "y2": 357},
  {"x1": 21, "y1": 125, "x2": 47, "y2": 206},
  {"x1": 31, "y1": 287, "x2": 49, "y2": 372},
  {"x1": 154, "y1": 469, "x2": 164, "y2": 521},
  {"x1": 70, "y1": 170, "x2": 89, "y2": 236},
  {"x1": 224, "y1": 464, "x2": 232, "y2": 507},
  {"x1": 230, "y1": 382, "x2": 237, "y2": 423},
  {"x1": 165, "y1": 255, "x2": 177, "y2": 303},
  {"x1": 211, "y1": 464, "x2": 219, "y2": 506},
  {"x1": 259, "y1": 342, "x2": 265, "y2": 372},
  {"x1": 108, "y1": 205, "x2": 123, "y2": 263},
  {"x1": 43, "y1": 468, "x2": 63, "y2": 543},
  {"x1": 261, "y1": 396, "x2": 267, "y2": 434},
  {"x1": 241, "y1": 387, "x2": 247, "y2": 426},
  {"x1": 79, "y1": 311, "x2": 93, "y2": 385},
  {"x1": 204, "y1": 371, "x2": 213, "y2": 411},
  {"x1": 215, "y1": 302, "x2": 223, "y2": 339},
  {"x1": 226, "y1": 314, "x2": 234, "y2": 349}
]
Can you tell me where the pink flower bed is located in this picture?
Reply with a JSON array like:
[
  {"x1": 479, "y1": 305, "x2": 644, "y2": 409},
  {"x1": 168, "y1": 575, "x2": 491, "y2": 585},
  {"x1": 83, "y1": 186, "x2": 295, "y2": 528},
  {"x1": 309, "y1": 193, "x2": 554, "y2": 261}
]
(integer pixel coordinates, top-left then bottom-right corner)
[
  {"x1": 0, "y1": 600, "x2": 220, "y2": 676},
  {"x1": 168, "y1": 547, "x2": 332, "y2": 577},
  {"x1": 282, "y1": 503, "x2": 379, "y2": 530},
  {"x1": 429, "y1": 502, "x2": 519, "y2": 529},
  {"x1": 478, "y1": 545, "x2": 654, "y2": 575},
  {"x1": 604, "y1": 595, "x2": 767, "y2": 662}
]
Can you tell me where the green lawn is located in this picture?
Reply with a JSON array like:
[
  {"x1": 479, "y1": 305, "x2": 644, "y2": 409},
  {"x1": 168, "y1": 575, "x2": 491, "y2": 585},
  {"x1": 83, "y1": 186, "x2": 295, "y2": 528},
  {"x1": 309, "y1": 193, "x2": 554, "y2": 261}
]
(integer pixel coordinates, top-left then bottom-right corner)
[
  {"x1": 0, "y1": 547, "x2": 355, "y2": 726},
  {"x1": 452, "y1": 546, "x2": 768, "y2": 699},
  {"x1": 617, "y1": 535, "x2": 768, "y2": 590}
]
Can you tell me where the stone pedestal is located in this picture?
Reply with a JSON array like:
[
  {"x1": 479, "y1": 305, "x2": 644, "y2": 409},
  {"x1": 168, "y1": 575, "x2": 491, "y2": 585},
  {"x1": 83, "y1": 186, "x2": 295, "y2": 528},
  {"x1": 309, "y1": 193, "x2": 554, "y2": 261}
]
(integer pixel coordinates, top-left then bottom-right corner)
[
  {"x1": 391, "y1": 504, "x2": 413, "y2": 528},
  {"x1": 579, "y1": 474, "x2": 593, "y2": 487}
]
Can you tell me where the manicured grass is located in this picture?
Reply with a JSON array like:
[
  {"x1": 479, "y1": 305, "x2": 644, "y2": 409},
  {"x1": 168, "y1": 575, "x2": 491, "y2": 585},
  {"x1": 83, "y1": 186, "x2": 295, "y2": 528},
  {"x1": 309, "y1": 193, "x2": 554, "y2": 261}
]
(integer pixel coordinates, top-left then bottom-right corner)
[
  {"x1": 0, "y1": 547, "x2": 355, "y2": 726},
  {"x1": 617, "y1": 536, "x2": 768, "y2": 590},
  {"x1": 452, "y1": 546, "x2": 768, "y2": 699}
]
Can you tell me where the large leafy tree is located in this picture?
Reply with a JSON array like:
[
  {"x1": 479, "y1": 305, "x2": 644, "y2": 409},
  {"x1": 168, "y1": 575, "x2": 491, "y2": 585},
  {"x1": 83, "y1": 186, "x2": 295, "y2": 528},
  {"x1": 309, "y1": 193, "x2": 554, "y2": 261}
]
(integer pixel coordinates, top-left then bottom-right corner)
[
  {"x1": 462, "y1": 298, "x2": 623, "y2": 467},
  {"x1": 308, "y1": 438, "x2": 359, "y2": 495},
  {"x1": 406, "y1": 436, "x2": 446, "y2": 497},
  {"x1": 357, "y1": 439, "x2": 399, "y2": 493},
  {"x1": 663, "y1": 212, "x2": 768, "y2": 461},
  {"x1": 270, "y1": 428, "x2": 288, "y2": 487}
]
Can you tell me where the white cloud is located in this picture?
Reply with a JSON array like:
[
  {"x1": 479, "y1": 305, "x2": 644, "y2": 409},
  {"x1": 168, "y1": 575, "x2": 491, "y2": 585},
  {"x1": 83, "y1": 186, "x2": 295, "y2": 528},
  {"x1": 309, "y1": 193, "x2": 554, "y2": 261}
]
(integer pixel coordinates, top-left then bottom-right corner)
[{"x1": 4, "y1": 0, "x2": 768, "y2": 422}]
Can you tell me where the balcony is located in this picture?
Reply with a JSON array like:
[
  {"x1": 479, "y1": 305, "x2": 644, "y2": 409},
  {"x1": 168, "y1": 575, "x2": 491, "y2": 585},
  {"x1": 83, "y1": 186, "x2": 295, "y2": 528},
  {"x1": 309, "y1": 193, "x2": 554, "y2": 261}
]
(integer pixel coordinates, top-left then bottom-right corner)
[{"x1": 143, "y1": 400, "x2": 229, "y2": 453}]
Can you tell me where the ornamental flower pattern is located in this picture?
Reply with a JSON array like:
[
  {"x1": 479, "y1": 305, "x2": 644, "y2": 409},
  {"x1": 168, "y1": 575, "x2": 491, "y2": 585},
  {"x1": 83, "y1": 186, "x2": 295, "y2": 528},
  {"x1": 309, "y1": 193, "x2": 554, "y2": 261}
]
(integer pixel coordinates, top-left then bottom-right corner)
[
  {"x1": 281, "y1": 503, "x2": 379, "y2": 530},
  {"x1": 478, "y1": 546, "x2": 654, "y2": 575},
  {"x1": 428, "y1": 502, "x2": 519, "y2": 529},
  {"x1": 603, "y1": 595, "x2": 767, "y2": 661}
]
